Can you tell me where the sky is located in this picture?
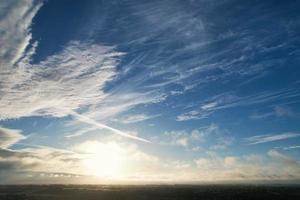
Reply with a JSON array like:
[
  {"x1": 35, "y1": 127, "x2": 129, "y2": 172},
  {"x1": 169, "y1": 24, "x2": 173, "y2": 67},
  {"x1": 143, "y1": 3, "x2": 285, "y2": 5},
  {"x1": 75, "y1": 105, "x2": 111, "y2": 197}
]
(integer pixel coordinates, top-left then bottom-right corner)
[{"x1": 0, "y1": 0, "x2": 300, "y2": 184}]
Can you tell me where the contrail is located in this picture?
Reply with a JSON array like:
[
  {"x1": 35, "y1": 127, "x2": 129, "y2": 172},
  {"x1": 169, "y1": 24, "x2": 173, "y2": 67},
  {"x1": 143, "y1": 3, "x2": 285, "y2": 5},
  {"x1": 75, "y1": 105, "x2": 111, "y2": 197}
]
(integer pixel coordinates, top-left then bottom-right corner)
[
  {"x1": 15, "y1": 143, "x2": 77, "y2": 154},
  {"x1": 69, "y1": 111, "x2": 151, "y2": 143}
]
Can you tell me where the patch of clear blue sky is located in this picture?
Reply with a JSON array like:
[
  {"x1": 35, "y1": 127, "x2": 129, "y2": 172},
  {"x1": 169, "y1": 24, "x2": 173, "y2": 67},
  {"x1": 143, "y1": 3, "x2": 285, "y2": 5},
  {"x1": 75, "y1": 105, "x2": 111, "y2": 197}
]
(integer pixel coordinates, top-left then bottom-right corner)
[{"x1": 1, "y1": 0, "x2": 300, "y2": 159}]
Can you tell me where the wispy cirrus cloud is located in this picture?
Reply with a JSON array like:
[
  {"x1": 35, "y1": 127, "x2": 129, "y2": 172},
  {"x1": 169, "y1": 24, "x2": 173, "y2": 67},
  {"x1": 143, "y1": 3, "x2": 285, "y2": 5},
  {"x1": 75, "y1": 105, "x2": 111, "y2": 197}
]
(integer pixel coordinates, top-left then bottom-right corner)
[
  {"x1": 0, "y1": 0, "x2": 43, "y2": 67},
  {"x1": 177, "y1": 87, "x2": 300, "y2": 121},
  {"x1": 0, "y1": 127, "x2": 26, "y2": 149},
  {"x1": 0, "y1": 37, "x2": 151, "y2": 141},
  {"x1": 113, "y1": 114, "x2": 160, "y2": 124},
  {"x1": 281, "y1": 145, "x2": 300, "y2": 150},
  {"x1": 0, "y1": 0, "x2": 161, "y2": 143},
  {"x1": 78, "y1": 0, "x2": 300, "y2": 126},
  {"x1": 0, "y1": 0, "x2": 152, "y2": 142},
  {"x1": 2, "y1": 0, "x2": 298, "y2": 126},
  {"x1": 268, "y1": 149, "x2": 300, "y2": 166},
  {"x1": 245, "y1": 132, "x2": 300, "y2": 145},
  {"x1": 250, "y1": 105, "x2": 295, "y2": 120},
  {"x1": 0, "y1": 40, "x2": 123, "y2": 120},
  {"x1": 0, "y1": 3, "x2": 152, "y2": 143}
]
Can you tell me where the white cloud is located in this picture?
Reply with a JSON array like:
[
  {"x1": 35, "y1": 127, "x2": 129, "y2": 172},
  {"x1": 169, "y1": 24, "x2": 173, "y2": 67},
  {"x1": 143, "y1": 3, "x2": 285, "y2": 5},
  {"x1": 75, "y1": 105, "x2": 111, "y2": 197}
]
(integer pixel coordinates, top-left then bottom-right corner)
[
  {"x1": 223, "y1": 156, "x2": 238, "y2": 168},
  {"x1": 114, "y1": 114, "x2": 159, "y2": 124},
  {"x1": 0, "y1": 0, "x2": 164, "y2": 144},
  {"x1": 0, "y1": 127, "x2": 83, "y2": 179},
  {"x1": 161, "y1": 124, "x2": 232, "y2": 150},
  {"x1": 178, "y1": 88, "x2": 300, "y2": 122},
  {"x1": 168, "y1": 160, "x2": 191, "y2": 169},
  {"x1": 194, "y1": 158, "x2": 213, "y2": 169},
  {"x1": 0, "y1": 127, "x2": 26, "y2": 148},
  {"x1": 1, "y1": 131, "x2": 300, "y2": 183},
  {"x1": 193, "y1": 151, "x2": 300, "y2": 181},
  {"x1": 268, "y1": 149, "x2": 299, "y2": 165},
  {"x1": 0, "y1": 41, "x2": 123, "y2": 120},
  {"x1": 250, "y1": 105, "x2": 294, "y2": 120},
  {"x1": 201, "y1": 101, "x2": 218, "y2": 110},
  {"x1": 82, "y1": 91, "x2": 167, "y2": 122},
  {"x1": 176, "y1": 137, "x2": 189, "y2": 147},
  {"x1": 282, "y1": 145, "x2": 300, "y2": 150},
  {"x1": 69, "y1": 111, "x2": 150, "y2": 143},
  {"x1": 0, "y1": 136, "x2": 161, "y2": 183},
  {"x1": 0, "y1": 0, "x2": 42, "y2": 67},
  {"x1": 194, "y1": 156, "x2": 240, "y2": 171},
  {"x1": 176, "y1": 110, "x2": 212, "y2": 121},
  {"x1": 163, "y1": 130, "x2": 190, "y2": 147},
  {"x1": 0, "y1": 146, "x2": 84, "y2": 178},
  {"x1": 64, "y1": 127, "x2": 97, "y2": 138},
  {"x1": 210, "y1": 136, "x2": 234, "y2": 150},
  {"x1": 0, "y1": 36, "x2": 150, "y2": 142},
  {"x1": 245, "y1": 132, "x2": 300, "y2": 145}
]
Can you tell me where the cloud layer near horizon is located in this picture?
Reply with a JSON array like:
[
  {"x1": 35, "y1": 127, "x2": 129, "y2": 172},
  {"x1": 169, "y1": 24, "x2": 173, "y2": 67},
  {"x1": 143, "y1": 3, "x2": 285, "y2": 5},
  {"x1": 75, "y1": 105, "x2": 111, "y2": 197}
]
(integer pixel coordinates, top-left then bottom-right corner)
[{"x1": 1, "y1": 126, "x2": 300, "y2": 184}]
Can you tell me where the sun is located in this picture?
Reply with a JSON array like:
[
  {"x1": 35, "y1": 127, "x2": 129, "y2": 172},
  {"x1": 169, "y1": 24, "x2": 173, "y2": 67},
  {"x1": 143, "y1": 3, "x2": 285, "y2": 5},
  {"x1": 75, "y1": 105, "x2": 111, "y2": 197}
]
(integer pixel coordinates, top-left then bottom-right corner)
[{"x1": 82, "y1": 142, "x2": 125, "y2": 179}]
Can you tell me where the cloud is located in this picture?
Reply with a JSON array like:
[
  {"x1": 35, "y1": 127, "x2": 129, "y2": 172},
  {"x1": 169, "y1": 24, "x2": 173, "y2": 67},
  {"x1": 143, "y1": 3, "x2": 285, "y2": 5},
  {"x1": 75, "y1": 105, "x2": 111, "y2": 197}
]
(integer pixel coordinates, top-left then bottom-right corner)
[
  {"x1": 162, "y1": 130, "x2": 190, "y2": 147},
  {"x1": 201, "y1": 102, "x2": 218, "y2": 110},
  {"x1": 0, "y1": 4, "x2": 149, "y2": 143},
  {"x1": 1, "y1": 0, "x2": 300, "y2": 184},
  {"x1": 0, "y1": 0, "x2": 43, "y2": 67},
  {"x1": 69, "y1": 111, "x2": 150, "y2": 143},
  {"x1": 2, "y1": 0, "x2": 297, "y2": 129},
  {"x1": 176, "y1": 110, "x2": 212, "y2": 121},
  {"x1": 274, "y1": 106, "x2": 294, "y2": 117},
  {"x1": 1, "y1": 129, "x2": 299, "y2": 183},
  {"x1": 194, "y1": 158, "x2": 217, "y2": 170},
  {"x1": 249, "y1": 112, "x2": 274, "y2": 120},
  {"x1": 0, "y1": 137, "x2": 166, "y2": 183},
  {"x1": 80, "y1": 90, "x2": 167, "y2": 123},
  {"x1": 0, "y1": 34, "x2": 149, "y2": 141},
  {"x1": 193, "y1": 151, "x2": 300, "y2": 181},
  {"x1": 0, "y1": 41, "x2": 123, "y2": 120},
  {"x1": 114, "y1": 114, "x2": 160, "y2": 124},
  {"x1": 76, "y1": 0, "x2": 299, "y2": 125},
  {"x1": 0, "y1": 127, "x2": 158, "y2": 183},
  {"x1": 0, "y1": 127, "x2": 83, "y2": 180},
  {"x1": 0, "y1": 146, "x2": 84, "y2": 180},
  {"x1": 160, "y1": 124, "x2": 233, "y2": 150},
  {"x1": 250, "y1": 105, "x2": 294, "y2": 119},
  {"x1": 64, "y1": 127, "x2": 97, "y2": 138},
  {"x1": 223, "y1": 156, "x2": 238, "y2": 168},
  {"x1": 268, "y1": 149, "x2": 299, "y2": 165},
  {"x1": 282, "y1": 145, "x2": 300, "y2": 150},
  {"x1": 0, "y1": 0, "x2": 159, "y2": 143},
  {"x1": 0, "y1": 127, "x2": 26, "y2": 148},
  {"x1": 177, "y1": 87, "x2": 300, "y2": 121},
  {"x1": 245, "y1": 132, "x2": 300, "y2": 145},
  {"x1": 210, "y1": 136, "x2": 234, "y2": 150}
]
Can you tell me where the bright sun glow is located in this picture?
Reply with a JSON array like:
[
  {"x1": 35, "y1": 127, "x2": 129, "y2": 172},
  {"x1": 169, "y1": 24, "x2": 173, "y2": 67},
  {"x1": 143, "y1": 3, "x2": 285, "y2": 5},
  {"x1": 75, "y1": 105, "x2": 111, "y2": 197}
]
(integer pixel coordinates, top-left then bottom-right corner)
[{"x1": 80, "y1": 142, "x2": 126, "y2": 179}]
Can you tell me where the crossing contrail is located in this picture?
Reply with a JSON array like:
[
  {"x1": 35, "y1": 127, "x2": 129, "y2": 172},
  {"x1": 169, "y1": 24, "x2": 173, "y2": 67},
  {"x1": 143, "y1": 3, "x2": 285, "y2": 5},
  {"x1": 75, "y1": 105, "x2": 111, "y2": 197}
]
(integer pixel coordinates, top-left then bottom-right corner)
[{"x1": 69, "y1": 111, "x2": 151, "y2": 143}]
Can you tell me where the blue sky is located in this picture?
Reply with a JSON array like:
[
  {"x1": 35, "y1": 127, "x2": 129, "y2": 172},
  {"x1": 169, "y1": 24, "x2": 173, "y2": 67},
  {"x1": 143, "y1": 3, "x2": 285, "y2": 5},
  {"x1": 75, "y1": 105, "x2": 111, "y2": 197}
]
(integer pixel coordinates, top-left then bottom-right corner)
[{"x1": 0, "y1": 0, "x2": 300, "y2": 184}]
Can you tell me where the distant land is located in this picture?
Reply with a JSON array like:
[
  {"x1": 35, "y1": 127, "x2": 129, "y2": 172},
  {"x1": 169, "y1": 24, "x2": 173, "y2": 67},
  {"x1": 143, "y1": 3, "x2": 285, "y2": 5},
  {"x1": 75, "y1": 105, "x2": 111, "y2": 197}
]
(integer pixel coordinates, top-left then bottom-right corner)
[{"x1": 0, "y1": 185, "x2": 300, "y2": 200}]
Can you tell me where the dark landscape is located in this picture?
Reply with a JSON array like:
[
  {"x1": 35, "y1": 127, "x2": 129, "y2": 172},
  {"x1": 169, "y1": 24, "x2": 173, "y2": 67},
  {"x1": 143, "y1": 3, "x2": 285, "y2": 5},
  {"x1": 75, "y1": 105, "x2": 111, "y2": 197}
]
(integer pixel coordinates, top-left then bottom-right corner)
[{"x1": 0, "y1": 185, "x2": 300, "y2": 200}]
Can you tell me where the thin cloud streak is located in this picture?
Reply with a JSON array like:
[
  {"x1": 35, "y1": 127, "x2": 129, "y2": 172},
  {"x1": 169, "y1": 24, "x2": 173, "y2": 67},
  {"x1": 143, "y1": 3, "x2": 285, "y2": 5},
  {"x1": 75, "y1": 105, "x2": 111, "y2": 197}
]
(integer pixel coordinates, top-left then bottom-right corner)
[
  {"x1": 245, "y1": 132, "x2": 300, "y2": 145},
  {"x1": 69, "y1": 111, "x2": 151, "y2": 143}
]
